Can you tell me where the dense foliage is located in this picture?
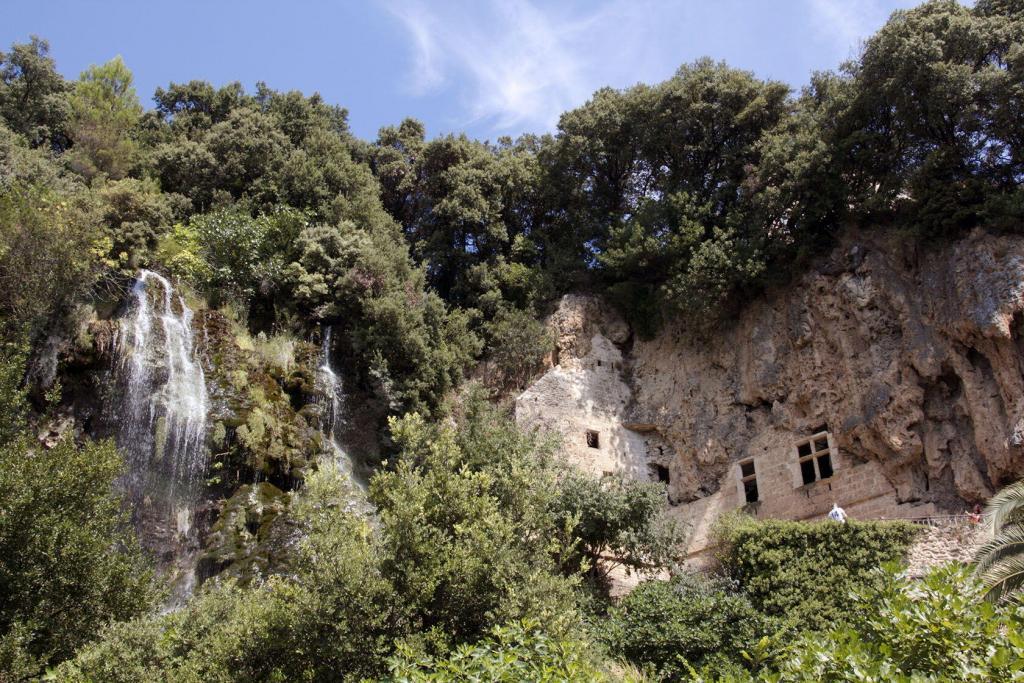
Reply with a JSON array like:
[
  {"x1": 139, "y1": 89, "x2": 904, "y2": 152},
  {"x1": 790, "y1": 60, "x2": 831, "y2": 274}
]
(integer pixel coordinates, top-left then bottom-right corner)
[
  {"x1": 0, "y1": 353, "x2": 157, "y2": 680},
  {"x1": 763, "y1": 565, "x2": 1024, "y2": 682},
  {"x1": 713, "y1": 516, "x2": 919, "y2": 634},
  {"x1": 605, "y1": 573, "x2": 763, "y2": 680},
  {"x1": 389, "y1": 619, "x2": 639, "y2": 682},
  {"x1": 56, "y1": 396, "x2": 675, "y2": 681}
]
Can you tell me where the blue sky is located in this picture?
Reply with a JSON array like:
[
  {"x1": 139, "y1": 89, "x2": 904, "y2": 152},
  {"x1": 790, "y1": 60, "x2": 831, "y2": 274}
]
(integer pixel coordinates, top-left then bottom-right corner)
[{"x1": 3, "y1": 0, "x2": 919, "y2": 141}]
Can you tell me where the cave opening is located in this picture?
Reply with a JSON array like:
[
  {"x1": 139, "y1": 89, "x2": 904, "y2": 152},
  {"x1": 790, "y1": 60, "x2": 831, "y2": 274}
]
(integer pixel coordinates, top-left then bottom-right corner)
[{"x1": 649, "y1": 463, "x2": 670, "y2": 484}]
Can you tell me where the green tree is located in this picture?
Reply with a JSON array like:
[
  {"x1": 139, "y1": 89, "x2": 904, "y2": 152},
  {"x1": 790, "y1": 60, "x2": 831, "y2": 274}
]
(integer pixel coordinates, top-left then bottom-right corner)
[
  {"x1": 482, "y1": 305, "x2": 553, "y2": 390},
  {"x1": 66, "y1": 56, "x2": 143, "y2": 180},
  {"x1": 371, "y1": 403, "x2": 580, "y2": 651},
  {"x1": 0, "y1": 37, "x2": 70, "y2": 149},
  {"x1": 543, "y1": 59, "x2": 791, "y2": 333},
  {"x1": 0, "y1": 400, "x2": 157, "y2": 677},
  {"x1": 372, "y1": 123, "x2": 548, "y2": 308},
  {"x1": 0, "y1": 182, "x2": 104, "y2": 340},
  {"x1": 373, "y1": 118, "x2": 427, "y2": 231},
  {"x1": 552, "y1": 472, "x2": 683, "y2": 588},
  {"x1": 605, "y1": 573, "x2": 763, "y2": 681},
  {"x1": 191, "y1": 205, "x2": 308, "y2": 305},
  {"x1": 830, "y1": 0, "x2": 1024, "y2": 234},
  {"x1": 149, "y1": 80, "x2": 375, "y2": 220},
  {"x1": 284, "y1": 218, "x2": 480, "y2": 415},
  {"x1": 94, "y1": 176, "x2": 184, "y2": 275}
]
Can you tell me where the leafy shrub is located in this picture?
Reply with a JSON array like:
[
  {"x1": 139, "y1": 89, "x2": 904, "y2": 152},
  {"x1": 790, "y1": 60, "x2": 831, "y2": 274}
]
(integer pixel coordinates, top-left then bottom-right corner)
[
  {"x1": 191, "y1": 205, "x2": 308, "y2": 304},
  {"x1": 59, "y1": 402, "x2": 594, "y2": 681},
  {"x1": 771, "y1": 564, "x2": 1024, "y2": 682},
  {"x1": 0, "y1": 433, "x2": 158, "y2": 677},
  {"x1": 552, "y1": 472, "x2": 683, "y2": 587},
  {"x1": 59, "y1": 465, "x2": 397, "y2": 683},
  {"x1": 713, "y1": 516, "x2": 919, "y2": 634},
  {"x1": 154, "y1": 221, "x2": 211, "y2": 284},
  {"x1": 483, "y1": 305, "x2": 553, "y2": 389},
  {"x1": 605, "y1": 573, "x2": 763, "y2": 681},
  {"x1": 390, "y1": 619, "x2": 637, "y2": 682},
  {"x1": 0, "y1": 181, "x2": 103, "y2": 339}
]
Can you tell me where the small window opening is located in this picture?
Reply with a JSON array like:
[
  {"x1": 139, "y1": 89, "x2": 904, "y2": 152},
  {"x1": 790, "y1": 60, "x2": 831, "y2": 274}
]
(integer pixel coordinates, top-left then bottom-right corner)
[
  {"x1": 597, "y1": 359, "x2": 603, "y2": 367},
  {"x1": 586, "y1": 430, "x2": 600, "y2": 449},
  {"x1": 800, "y1": 458, "x2": 817, "y2": 485},
  {"x1": 795, "y1": 430, "x2": 835, "y2": 485},
  {"x1": 739, "y1": 458, "x2": 759, "y2": 503},
  {"x1": 817, "y1": 453, "x2": 834, "y2": 479},
  {"x1": 649, "y1": 463, "x2": 670, "y2": 484}
]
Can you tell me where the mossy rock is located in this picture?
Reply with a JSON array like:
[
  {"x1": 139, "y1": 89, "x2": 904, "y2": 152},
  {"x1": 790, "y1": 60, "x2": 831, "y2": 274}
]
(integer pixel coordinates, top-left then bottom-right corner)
[
  {"x1": 195, "y1": 309, "x2": 324, "y2": 490},
  {"x1": 198, "y1": 482, "x2": 294, "y2": 584}
]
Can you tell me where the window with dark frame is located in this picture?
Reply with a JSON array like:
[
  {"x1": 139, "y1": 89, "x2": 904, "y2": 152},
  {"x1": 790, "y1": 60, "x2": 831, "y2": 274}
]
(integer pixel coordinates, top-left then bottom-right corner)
[
  {"x1": 739, "y1": 458, "x2": 759, "y2": 503},
  {"x1": 795, "y1": 430, "x2": 834, "y2": 485},
  {"x1": 586, "y1": 429, "x2": 600, "y2": 449}
]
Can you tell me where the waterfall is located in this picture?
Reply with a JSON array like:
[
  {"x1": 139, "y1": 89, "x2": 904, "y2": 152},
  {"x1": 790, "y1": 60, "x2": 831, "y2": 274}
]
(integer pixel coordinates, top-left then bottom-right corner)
[
  {"x1": 115, "y1": 270, "x2": 209, "y2": 587},
  {"x1": 317, "y1": 326, "x2": 356, "y2": 479}
]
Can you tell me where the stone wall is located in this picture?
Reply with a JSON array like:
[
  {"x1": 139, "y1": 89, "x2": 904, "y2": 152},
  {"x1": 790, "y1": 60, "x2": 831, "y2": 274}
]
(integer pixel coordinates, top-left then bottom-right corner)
[
  {"x1": 669, "y1": 426, "x2": 939, "y2": 558},
  {"x1": 905, "y1": 518, "x2": 986, "y2": 577}
]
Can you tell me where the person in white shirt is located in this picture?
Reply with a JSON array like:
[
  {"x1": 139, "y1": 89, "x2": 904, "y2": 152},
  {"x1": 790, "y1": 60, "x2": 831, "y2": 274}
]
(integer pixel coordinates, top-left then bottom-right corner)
[{"x1": 828, "y1": 502, "x2": 848, "y2": 523}]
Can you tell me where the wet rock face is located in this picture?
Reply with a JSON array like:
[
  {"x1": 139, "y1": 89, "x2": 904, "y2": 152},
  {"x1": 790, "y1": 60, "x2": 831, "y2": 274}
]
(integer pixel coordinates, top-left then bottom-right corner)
[
  {"x1": 638, "y1": 229, "x2": 1024, "y2": 506},
  {"x1": 542, "y1": 230, "x2": 1024, "y2": 509}
]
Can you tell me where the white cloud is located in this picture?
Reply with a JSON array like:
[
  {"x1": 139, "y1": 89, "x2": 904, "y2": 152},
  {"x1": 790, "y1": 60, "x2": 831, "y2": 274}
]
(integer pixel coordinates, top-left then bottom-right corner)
[
  {"x1": 383, "y1": 0, "x2": 652, "y2": 134},
  {"x1": 390, "y1": 2, "x2": 444, "y2": 94},
  {"x1": 383, "y1": 0, "x2": 918, "y2": 136},
  {"x1": 804, "y1": 0, "x2": 913, "y2": 57}
]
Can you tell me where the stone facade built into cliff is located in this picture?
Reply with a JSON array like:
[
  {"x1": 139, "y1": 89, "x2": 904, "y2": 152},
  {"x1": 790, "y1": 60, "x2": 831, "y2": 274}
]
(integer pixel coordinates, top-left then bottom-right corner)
[{"x1": 516, "y1": 230, "x2": 1024, "y2": 559}]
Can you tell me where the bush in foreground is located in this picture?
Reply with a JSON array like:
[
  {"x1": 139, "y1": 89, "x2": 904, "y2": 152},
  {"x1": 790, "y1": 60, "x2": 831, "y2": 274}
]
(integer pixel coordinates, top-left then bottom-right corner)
[
  {"x1": 604, "y1": 573, "x2": 762, "y2": 681},
  {"x1": 713, "y1": 515, "x2": 919, "y2": 634}
]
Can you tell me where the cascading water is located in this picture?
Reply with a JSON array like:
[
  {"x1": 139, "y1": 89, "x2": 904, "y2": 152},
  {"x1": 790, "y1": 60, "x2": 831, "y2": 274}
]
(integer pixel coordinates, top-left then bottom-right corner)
[
  {"x1": 316, "y1": 325, "x2": 357, "y2": 481},
  {"x1": 115, "y1": 270, "x2": 209, "y2": 595}
]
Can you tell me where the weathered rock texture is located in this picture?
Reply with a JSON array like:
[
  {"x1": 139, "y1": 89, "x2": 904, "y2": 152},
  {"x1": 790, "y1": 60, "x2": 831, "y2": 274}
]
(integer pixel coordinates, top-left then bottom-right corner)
[
  {"x1": 517, "y1": 229, "x2": 1024, "y2": 553},
  {"x1": 516, "y1": 295, "x2": 650, "y2": 479}
]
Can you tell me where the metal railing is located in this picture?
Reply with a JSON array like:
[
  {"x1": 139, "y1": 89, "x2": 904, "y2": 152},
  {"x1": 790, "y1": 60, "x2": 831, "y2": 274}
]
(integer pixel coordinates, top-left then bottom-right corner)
[{"x1": 900, "y1": 513, "x2": 976, "y2": 528}]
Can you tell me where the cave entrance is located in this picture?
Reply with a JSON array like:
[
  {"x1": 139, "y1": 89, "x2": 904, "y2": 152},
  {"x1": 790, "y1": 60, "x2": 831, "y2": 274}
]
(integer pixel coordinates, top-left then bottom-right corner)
[{"x1": 649, "y1": 463, "x2": 670, "y2": 484}]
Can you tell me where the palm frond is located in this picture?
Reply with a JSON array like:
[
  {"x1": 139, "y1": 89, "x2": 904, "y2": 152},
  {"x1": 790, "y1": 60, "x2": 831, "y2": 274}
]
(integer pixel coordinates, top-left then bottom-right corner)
[
  {"x1": 978, "y1": 554, "x2": 1024, "y2": 602},
  {"x1": 973, "y1": 523, "x2": 1024, "y2": 574},
  {"x1": 984, "y1": 479, "x2": 1024, "y2": 537}
]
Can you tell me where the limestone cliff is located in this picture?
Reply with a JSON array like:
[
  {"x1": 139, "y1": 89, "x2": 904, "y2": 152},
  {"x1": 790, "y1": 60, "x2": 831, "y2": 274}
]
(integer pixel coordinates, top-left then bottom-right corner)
[{"x1": 518, "y1": 229, "x2": 1024, "y2": 519}]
